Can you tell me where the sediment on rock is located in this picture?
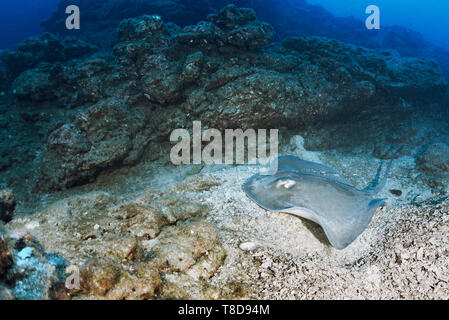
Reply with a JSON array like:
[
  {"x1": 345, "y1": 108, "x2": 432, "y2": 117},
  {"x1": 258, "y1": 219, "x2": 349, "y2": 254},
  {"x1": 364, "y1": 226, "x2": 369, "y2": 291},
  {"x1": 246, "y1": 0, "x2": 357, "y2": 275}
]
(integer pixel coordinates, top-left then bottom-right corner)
[{"x1": 6, "y1": 189, "x2": 228, "y2": 299}]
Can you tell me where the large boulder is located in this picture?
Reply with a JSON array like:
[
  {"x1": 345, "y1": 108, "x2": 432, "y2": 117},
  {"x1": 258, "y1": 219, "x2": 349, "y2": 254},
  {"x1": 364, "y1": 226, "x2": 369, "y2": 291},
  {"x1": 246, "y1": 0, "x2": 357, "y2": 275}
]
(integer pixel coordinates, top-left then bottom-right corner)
[
  {"x1": 12, "y1": 67, "x2": 56, "y2": 102},
  {"x1": 41, "y1": 0, "x2": 217, "y2": 48},
  {"x1": 282, "y1": 37, "x2": 448, "y2": 106},
  {"x1": 35, "y1": 98, "x2": 153, "y2": 191},
  {"x1": 0, "y1": 224, "x2": 12, "y2": 277},
  {"x1": 207, "y1": 4, "x2": 274, "y2": 49},
  {"x1": 176, "y1": 5, "x2": 274, "y2": 51},
  {"x1": 0, "y1": 33, "x2": 97, "y2": 82},
  {"x1": 0, "y1": 190, "x2": 15, "y2": 223}
]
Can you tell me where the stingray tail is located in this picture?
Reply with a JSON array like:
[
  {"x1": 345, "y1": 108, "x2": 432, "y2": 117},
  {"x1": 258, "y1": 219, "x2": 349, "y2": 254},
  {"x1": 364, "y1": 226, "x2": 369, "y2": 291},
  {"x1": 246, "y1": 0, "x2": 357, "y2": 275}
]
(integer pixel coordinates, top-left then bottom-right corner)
[
  {"x1": 364, "y1": 159, "x2": 393, "y2": 195},
  {"x1": 364, "y1": 145, "x2": 403, "y2": 194}
]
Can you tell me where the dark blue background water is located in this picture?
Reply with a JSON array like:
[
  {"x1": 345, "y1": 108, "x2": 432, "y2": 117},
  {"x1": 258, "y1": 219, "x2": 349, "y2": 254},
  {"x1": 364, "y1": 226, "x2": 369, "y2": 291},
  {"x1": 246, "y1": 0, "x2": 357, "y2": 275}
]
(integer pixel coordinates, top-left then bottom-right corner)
[
  {"x1": 0, "y1": 0, "x2": 59, "y2": 49},
  {"x1": 308, "y1": 0, "x2": 449, "y2": 51},
  {"x1": 0, "y1": 0, "x2": 448, "y2": 50}
]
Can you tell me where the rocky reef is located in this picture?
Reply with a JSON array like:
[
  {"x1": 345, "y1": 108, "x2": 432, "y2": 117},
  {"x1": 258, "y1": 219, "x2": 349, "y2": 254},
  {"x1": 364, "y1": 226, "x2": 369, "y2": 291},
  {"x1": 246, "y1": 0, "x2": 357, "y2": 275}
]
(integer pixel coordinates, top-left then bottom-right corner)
[
  {"x1": 0, "y1": 5, "x2": 448, "y2": 299},
  {"x1": 1, "y1": 33, "x2": 98, "y2": 84},
  {"x1": 0, "y1": 189, "x2": 15, "y2": 225},
  {"x1": 42, "y1": 0, "x2": 219, "y2": 48},
  {"x1": 2, "y1": 5, "x2": 448, "y2": 194},
  {"x1": 5, "y1": 189, "x2": 229, "y2": 299},
  {"x1": 40, "y1": 0, "x2": 449, "y2": 78}
]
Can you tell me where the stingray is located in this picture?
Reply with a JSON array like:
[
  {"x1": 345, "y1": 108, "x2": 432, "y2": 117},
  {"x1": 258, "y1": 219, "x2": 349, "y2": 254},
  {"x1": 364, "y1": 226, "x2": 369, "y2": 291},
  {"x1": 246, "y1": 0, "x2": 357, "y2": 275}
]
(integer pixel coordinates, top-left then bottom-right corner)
[{"x1": 242, "y1": 155, "x2": 393, "y2": 249}]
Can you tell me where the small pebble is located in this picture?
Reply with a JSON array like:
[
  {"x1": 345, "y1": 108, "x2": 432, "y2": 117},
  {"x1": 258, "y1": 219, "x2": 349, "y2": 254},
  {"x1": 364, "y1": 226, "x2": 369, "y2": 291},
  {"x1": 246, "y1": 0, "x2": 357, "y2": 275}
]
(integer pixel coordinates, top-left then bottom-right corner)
[
  {"x1": 18, "y1": 247, "x2": 34, "y2": 260},
  {"x1": 239, "y1": 241, "x2": 258, "y2": 251},
  {"x1": 390, "y1": 189, "x2": 402, "y2": 197},
  {"x1": 25, "y1": 221, "x2": 40, "y2": 230},
  {"x1": 93, "y1": 224, "x2": 100, "y2": 230}
]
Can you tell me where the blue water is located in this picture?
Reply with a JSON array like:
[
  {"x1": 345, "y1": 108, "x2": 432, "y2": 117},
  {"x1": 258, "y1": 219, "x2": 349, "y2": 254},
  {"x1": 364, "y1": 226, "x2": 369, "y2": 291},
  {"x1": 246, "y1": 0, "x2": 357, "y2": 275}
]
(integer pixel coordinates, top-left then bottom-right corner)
[
  {"x1": 0, "y1": 0, "x2": 448, "y2": 51},
  {"x1": 0, "y1": 0, "x2": 59, "y2": 49},
  {"x1": 308, "y1": 0, "x2": 449, "y2": 51}
]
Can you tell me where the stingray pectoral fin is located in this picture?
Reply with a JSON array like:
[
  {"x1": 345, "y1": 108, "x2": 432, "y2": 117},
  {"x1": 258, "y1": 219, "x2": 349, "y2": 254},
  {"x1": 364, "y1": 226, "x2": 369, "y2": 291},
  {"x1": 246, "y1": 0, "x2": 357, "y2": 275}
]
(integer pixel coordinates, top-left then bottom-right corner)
[
  {"x1": 282, "y1": 207, "x2": 320, "y2": 224},
  {"x1": 321, "y1": 198, "x2": 384, "y2": 249},
  {"x1": 284, "y1": 198, "x2": 384, "y2": 250}
]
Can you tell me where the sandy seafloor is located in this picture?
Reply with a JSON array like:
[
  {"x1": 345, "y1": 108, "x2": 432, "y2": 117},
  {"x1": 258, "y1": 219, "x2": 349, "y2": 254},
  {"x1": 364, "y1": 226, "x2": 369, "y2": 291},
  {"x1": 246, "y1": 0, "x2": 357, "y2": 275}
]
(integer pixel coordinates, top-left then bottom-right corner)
[{"x1": 5, "y1": 135, "x2": 448, "y2": 299}]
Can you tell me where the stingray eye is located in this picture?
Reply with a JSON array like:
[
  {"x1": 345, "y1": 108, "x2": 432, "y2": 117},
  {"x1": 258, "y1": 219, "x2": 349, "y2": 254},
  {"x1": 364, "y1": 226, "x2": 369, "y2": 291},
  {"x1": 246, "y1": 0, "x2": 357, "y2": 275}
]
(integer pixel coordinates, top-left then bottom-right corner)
[{"x1": 276, "y1": 179, "x2": 296, "y2": 189}]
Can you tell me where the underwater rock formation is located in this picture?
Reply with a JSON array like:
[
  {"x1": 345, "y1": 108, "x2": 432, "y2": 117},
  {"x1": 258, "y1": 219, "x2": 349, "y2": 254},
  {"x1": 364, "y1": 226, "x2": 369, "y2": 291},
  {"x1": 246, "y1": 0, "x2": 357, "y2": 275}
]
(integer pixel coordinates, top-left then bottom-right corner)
[
  {"x1": 0, "y1": 223, "x2": 62, "y2": 300},
  {"x1": 6, "y1": 190, "x2": 228, "y2": 299},
  {"x1": 41, "y1": 0, "x2": 449, "y2": 77},
  {"x1": 0, "y1": 5, "x2": 447, "y2": 192},
  {"x1": 416, "y1": 143, "x2": 449, "y2": 174},
  {"x1": 246, "y1": 0, "x2": 449, "y2": 78},
  {"x1": 0, "y1": 224, "x2": 12, "y2": 278},
  {"x1": 0, "y1": 3, "x2": 447, "y2": 301},
  {"x1": 0, "y1": 189, "x2": 15, "y2": 223},
  {"x1": 0, "y1": 33, "x2": 98, "y2": 86},
  {"x1": 282, "y1": 37, "x2": 447, "y2": 105},
  {"x1": 42, "y1": 0, "x2": 217, "y2": 48},
  {"x1": 35, "y1": 98, "x2": 154, "y2": 190},
  {"x1": 0, "y1": 69, "x2": 6, "y2": 93},
  {"x1": 0, "y1": 189, "x2": 16, "y2": 222}
]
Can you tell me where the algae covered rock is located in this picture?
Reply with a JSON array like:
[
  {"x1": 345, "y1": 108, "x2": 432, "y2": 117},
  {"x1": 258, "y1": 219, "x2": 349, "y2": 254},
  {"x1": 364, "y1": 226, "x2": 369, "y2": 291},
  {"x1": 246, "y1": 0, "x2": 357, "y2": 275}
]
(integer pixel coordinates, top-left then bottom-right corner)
[
  {"x1": 0, "y1": 33, "x2": 62, "y2": 79},
  {"x1": 5, "y1": 189, "x2": 227, "y2": 300},
  {"x1": 21, "y1": 6, "x2": 445, "y2": 192},
  {"x1": 416, "y1": 143, "x2": 449, "y2": 174},
  {"x1": 207, "y1": 4, "x2": 274, "y2": 49},
  {"x1": 35, "y1": 98, "x2": 153, "y2": 190},
  {"x1": 117, "y1": 15, "x2": 164, "y2": 42},
  {"x1": 42, "y1": 0, "x2": 217, "y2": 48},
  {"x1": 1, "y1": 33, "x2": 98, "y2": 81},
  {"x1": 0, "y1": 227, "x2": 65, "y2": 300},
  {"x1": 176, "y1": 5, "x2": 274, "y2": 51},
  {"x1": 141, "y1": 54, "x2": 184, "y2": 105},
  {"x1": 0, "y1": 189, "x2": 15, "y2": 223},
  {"x1": 0, "y1": 224, "x2": 12, "y2": 277},
  {"x1": 282, "y1": 36, "x2": 447, "y2": 107},
  {"x1": 61, "y1": 37, "x2": 98, "y2": 61},
  {"x1": 12, "y1": 67, "x2": 56, "y2": 102}
]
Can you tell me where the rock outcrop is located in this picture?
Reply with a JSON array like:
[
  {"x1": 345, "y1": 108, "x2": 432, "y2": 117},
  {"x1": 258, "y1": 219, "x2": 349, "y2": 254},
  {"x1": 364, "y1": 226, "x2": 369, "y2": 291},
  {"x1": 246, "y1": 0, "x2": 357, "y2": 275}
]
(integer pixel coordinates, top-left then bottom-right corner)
[
  {"x1": 0, "y1": 5, "x2": 447, "y2": 192},
  {"x1": 0, "y1": 189, "x2": 15, "y2": 223},
  {"x1": 6, "y1": 190, "x2": 227, "y2": 299},
  {"x1": 1, "y1": 33, "x2": 98, "y2": 81},
  {"x1": 0, "y1": 224, "x2": 12, "y2": 278},
  {"x1": 40, "y1": 0, "x2": 449, "y2": 78}
]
